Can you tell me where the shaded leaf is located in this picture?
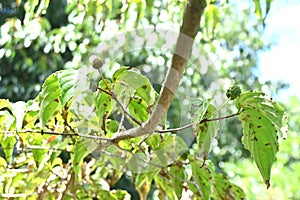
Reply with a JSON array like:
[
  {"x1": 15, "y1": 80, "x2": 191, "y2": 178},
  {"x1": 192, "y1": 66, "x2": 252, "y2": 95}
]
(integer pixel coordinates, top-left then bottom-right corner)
[
  {"x1": 0, "y1": 99, "x2": 15, "y2": 131},
  {"x1": 170, "y1": 165, "x2": 184, "y2": 199},
  {"x1": 0, "y1": 100, "x2": 16, "y2": 164},
  {"x1": 73, "y1": 142, "x2": 90, "y2": 177},
  {"x1": 0, "y1": 134, "x2": 16, "y2": 165},
  {"x1": 154, "y1": 173, "x2": 177, "y2": 200},
  {"x1": 30, "y1": 134, "x2": 49, "y2": 168},
  {"x1": 189, "y1": 159, "x2": 215, "y2": 199},
  {"x1": 95, "y1": 79, "x2": 114, "y2": 135},
  {"x1": 197, "y1": 104, "x2": 219, "y2": 158},
  {"x1": 212, "y1": 173, "x2": 246, "y2": 200}
]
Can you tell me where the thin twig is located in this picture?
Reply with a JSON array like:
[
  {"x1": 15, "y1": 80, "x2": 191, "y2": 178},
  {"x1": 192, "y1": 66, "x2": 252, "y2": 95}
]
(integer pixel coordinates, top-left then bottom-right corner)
[
  {"x1": 203, "y1": 112, "x2": 240, "y2": 122},
  {"x1": 0, "y1": 112, "x2": 239, "y2": 142},
  {"x1": 0, "y1": 129, "x2": 112, "y2": 141},
  {"x1": 155, "y1": 124, "x2": 192, "y2": 133},
  {"x1": 96, "y1": 86, "x2": 142, "y2": 126},
  {"x1": 155, "y1": 112, "x2": 240, "y2": 133}
]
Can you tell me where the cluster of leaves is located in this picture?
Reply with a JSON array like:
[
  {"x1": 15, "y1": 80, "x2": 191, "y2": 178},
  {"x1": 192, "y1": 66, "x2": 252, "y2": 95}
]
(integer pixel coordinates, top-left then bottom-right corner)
[
  {"x1": 0, "y1": 63, "x2": 287, "y2": 199},
  {"x1": 0, "y1": 0, "x2": 173, "y2": 101},
  {"x1": 0, "y1": 0, "x2": 290, "y2": 199}
]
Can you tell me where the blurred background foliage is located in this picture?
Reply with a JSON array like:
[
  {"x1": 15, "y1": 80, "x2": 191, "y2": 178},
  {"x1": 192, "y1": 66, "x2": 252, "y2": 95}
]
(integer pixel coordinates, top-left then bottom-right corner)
[{"x1": 0, "y1": 0, "x2": 298, "y2": 199}]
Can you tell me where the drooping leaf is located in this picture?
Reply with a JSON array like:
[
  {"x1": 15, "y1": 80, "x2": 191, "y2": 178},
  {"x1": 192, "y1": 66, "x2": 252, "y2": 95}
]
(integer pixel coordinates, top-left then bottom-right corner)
[
  {"x1": 203, "y1": 4, "x2": 220, "y2": 40},
  {"x1": 190, "y1": 99, "x2": 219, "y2": 159},
  {"x1": 169, "y1": 165, "x2": 185, "y2": 199},
  {"x1": 189, "y1": 159, "x2": 215, "y2": 199},
  {"x1": 253, "y1": 0, "x2": 263, "y2": 21},
  {"x1": 212, "y1": 173, "x2": 246, "y2": 200},
  {"x1": 73, "y1": 141, "x2": 90, "y2": 177},
  {"x1": 154, "y1": 173, "x2": 177, "y2": 200},
  {"x1": 266, "y1": 0, "x2": 274, "y2": 16},
  {"x1": 236, "y1": 91, "x2": 288, "y2": 188},
  {"x1": 30, "y1": 134, "x2": 49, "y2": 168},
  {"x1": 198, "y1": 104, "x2": 219, "y2": 158},
  {"x1": 95, "y1": 79, "x2": 114, "y2": 135},
  {"x1": 252, "y1": 0, "x2": 274, "y2": 25}
]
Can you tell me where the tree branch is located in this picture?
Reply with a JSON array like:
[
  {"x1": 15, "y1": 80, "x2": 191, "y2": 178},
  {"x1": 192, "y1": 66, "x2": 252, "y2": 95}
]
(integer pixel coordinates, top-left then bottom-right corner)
[{"x1": 110, "y1": 0, "x2": 207, "y2": 142}]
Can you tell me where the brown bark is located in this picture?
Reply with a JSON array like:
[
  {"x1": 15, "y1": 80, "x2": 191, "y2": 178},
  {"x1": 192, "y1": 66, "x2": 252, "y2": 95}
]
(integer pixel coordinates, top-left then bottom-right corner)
[{"x1": 111, "y1": 0, "x2": 207, "y2": 142}]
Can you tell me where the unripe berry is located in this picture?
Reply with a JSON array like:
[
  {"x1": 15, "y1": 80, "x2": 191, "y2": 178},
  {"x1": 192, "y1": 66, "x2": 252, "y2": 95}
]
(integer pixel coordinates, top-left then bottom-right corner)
[
  {"x1": 226, "y1": 85, "x2": 241, "y2": 100},
  {"x1": 92, "y1": 57, "x2": 103, "y2": 69}
]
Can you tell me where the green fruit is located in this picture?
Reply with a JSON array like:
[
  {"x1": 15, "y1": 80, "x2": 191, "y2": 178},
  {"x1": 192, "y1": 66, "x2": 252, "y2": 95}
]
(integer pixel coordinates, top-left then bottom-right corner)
[{"x1": 226, "y1": 85, "x2": 241, "y2": 100}]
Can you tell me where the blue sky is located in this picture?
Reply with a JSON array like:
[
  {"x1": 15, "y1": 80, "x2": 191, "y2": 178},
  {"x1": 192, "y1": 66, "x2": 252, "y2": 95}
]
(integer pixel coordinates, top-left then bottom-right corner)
[{"x1": 258, "y1": 0, "x2": 300, "y2": 101}]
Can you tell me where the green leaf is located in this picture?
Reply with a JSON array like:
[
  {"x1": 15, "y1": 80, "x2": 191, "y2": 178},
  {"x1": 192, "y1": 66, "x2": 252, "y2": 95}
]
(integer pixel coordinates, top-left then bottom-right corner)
[
  {"x1": 105, "y1": 119, "x2": 119, "y2": 137},
  {"x1": 253, "y1": 0, "x2": 274, "y2": 24},
  {"x1": 169, "y1": 165, "x2": 185, "y2": 199},
  {"x1": 30, "y1": 134, "x2": 49, "y2": 168},
  {"x1": 194, "y1": 103, "x2": 220, "y2": 158},
  {"x1": 236, "y1": 91, "x2": 288, "y2": 188},
  {"x1": 39, "y1": 70, "x2": 78, "y2": 127},
  {"x1": 57, "y1": 69, "x2": 78, "y2": 107},
  {"x1": 73, "y1": 141, "x2": 90, "y2": 177},
  {"x1": 128, "y1": 96, "x2": 149, "y2": 122},
  {"x1": 95, "y1": 79, "x2": 114, "y2": 134},
  {"x1": 189, "y1": 160, "x2": 215, "y2": 199},
  {"x1": 113, "y1": 67, "x2": 156, "y2": 106},
  {"x1": 135, "y1": 170, "x2": 160, "y2": 189},
  {"x1": 39, "y1": 72, "x2": 61, "y2": 127},
  {"x1": 253, "y1": 0, "x2": 263, "y2": 21},
  {"x1": 23, "y1": 100, "x2": 40, "y2": 129},
  {"x1": 203, "y1": 4, "x2": 220, "y2": 40},
  {"x1": 0, "y1": 134, "x2": 16, "y2": 165},
  {"x1": 189, "y1": 98, "x2": 210, "y2": 126},
  {"x1": 0, "y1": 99, "x2": 15, "y2": 131},
  {"x1": 154, "y1": 174, "x2": 177, "y2": 200},
  {"x1": 0, "y1": 100, "x2": 16, "y2": 164},
  {"x1": 212, "y1": 173, "x2": 246, "y2": 200}
]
